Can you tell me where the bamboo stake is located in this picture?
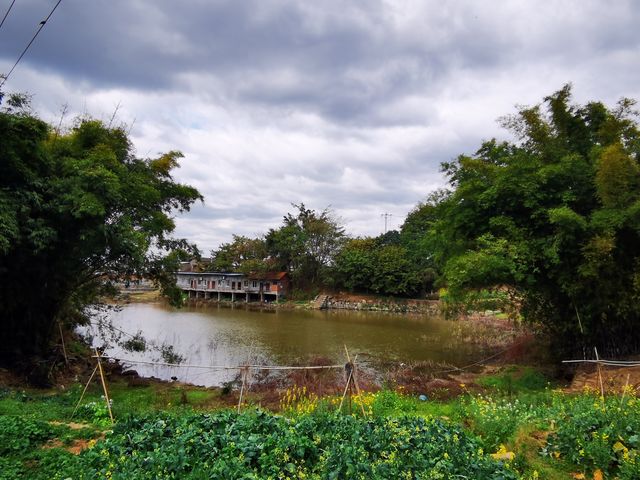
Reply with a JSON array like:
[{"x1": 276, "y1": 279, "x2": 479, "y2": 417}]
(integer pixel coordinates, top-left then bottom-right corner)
[
  {"x1": 238, "y1": 367, "x2": 249, "y2": 413},
  {"x1": 621, "y1": 373, "x2": 631, "y2": 408},
  {"x1": 237, "y1": 343, "x2": 255, "y2": 413},
  {"x1": 344, "y1": 346, "x2": 366, "y2": 416},
  {"x1": 594, "y1": 347, "x2": 605, "y2": 406},
  {"x1": 337, "y1": 369, "x2": 353, "y2": 415},
  {"x1": 573, "y1": 303, "x2": 585, "y2": 335},
  {"x1": 237, "y1": 367, "x2": 245, "y2": 413},
  {"x1": 94, "y1": 348, "x2": 114, "y2": 424},
  {"x1": 71, "y1": 365, "x2": 98, "y2": 419},
  {"x1": 58, "y1": 321, "x2": 68, "y2": 365},
  {"x1": 344, "y1": 345, "x2": 351, "y2": 364},
  {"x1": 339, "y1": 345, "x2": 354, "y2": 414}
]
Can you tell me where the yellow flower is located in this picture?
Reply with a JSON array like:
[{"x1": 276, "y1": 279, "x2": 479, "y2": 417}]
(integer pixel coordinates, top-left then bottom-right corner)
[{"x1": 491, "y1": 445, "x2": 515, "y2": 462}]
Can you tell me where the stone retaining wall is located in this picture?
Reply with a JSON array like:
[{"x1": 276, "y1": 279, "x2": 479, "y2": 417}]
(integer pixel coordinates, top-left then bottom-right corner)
[{"x1": 322, "y1": 297, "x2": 440, "y2": 315}]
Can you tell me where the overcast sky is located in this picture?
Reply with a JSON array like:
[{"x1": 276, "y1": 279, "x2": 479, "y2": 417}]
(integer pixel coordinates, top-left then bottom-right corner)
[{"x1": 1, "y1": 1, "x2": 639, "y2": 253}]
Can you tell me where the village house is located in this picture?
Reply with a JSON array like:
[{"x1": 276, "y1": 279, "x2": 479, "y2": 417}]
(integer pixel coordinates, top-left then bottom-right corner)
[{"x1": 175, "y1": 264, "x2": 290, "y2": 302}]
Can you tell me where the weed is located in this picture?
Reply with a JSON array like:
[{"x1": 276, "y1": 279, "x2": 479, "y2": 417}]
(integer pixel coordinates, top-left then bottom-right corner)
[{"x1": 75, "y1": 398, "x2": 112, "y2": 427}]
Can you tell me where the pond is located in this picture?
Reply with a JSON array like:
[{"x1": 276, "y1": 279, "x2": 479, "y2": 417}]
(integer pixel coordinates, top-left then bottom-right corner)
[{"x1": 83, "y1": 302, "x2": 501, "y2": 386}]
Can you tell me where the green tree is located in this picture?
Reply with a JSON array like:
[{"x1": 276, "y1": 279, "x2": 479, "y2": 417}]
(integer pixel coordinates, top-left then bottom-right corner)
[
  {"x1": 399, "y1": 191, "x2": 447, "y2": 294},
  {"x1": 369, "y1": 244, "x2": 417, "y2": 296},
  {"x1": 433, "y1": 85, "x2": 640, "y2": 355},
  {"x1": 265, "y1": 204, "x2": 345, "y2": 288},
  {"x1": 334, "y1": 233, "x2": 422, "y2": 297},
  {"x1": 0, "y1": 109, "x2": 202, "y2": 369},
  {"x1": 210, "y1": 235, "x2": 270, "y2": 273},
  {"x1": 334, "y1": 238, "x2": 376, "y2": 292}
]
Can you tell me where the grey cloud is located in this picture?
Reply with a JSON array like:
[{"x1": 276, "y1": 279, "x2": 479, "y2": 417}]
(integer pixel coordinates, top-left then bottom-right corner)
[
  {"x1": 184, "y1": 203, "x2": 282, "y2": 223},
  {"x1": 5, "y1": 0, "x2": 614, "y2": 125},
  {"x1": 2, "y1": 0, "x2": 640, "y2": 253}
]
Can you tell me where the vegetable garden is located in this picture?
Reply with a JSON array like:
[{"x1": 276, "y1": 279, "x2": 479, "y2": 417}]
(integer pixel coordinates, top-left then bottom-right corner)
[{"x1": 1, "y1": 380, "x2": 639, "y2": 479}]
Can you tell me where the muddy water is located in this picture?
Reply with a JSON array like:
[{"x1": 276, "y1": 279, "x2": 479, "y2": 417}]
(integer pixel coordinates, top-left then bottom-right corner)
[{"x1": 85, "y1": 303, "x2": 495, "y2": 386}]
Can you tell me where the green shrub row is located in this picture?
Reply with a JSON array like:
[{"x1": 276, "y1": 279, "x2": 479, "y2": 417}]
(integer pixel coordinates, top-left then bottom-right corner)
[{"x1": 3, "y1": 411, "x2": 517, "y2": 480}]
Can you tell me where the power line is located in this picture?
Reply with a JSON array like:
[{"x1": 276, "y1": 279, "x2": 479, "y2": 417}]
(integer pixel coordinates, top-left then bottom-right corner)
[
  {"x1": 0, "y1": 0, "x2": 63, "y2": 89},
  {"x1": 0, "y1": 0, "x2": 17, "y2": 31}
]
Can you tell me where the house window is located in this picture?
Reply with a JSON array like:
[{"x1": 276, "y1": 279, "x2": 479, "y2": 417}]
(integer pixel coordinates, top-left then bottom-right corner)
[
  {"x1": 244, "y1": 281, "x2": 248, "y2": 286},
  {"x1": 252, "y1": 281, "x2": 257, "y2": 288}
]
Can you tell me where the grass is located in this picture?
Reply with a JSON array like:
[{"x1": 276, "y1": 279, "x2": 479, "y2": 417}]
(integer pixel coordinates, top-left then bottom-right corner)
[
  {"x1": 476, "y1": 366, "x2": 550, "y2": 393},
  {"x1": 0, "y1": 379, "x2": 228, "y2": 422}
]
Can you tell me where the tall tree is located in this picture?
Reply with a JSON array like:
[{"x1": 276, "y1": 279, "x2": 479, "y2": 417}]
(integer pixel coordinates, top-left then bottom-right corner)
[
  {"x1": 433, "y1": 85, "x2": 640, "y2": 355},
  {"x1": 334, "y1": 232, "x2": 425, "y2": 297},
  {"x1": 0, "y1": 109, "x2": 202, "y2": 368},
  {"x1": 210, "y1": 235, "x2": 270, "y2": 273},
  {"x1": 334, "y1": 238, "x2": 376, "y2": 292},
  {"x1": 266, "y1": 204, "x2": 345, "y2": 287}
]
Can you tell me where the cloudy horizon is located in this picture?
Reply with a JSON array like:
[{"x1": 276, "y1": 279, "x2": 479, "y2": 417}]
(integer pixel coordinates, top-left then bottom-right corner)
[{"x1": 1, "y1": 0, "x2": 639, "y2": 253}]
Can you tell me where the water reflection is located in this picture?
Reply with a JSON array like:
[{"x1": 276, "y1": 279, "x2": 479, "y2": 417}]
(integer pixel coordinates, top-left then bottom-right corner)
[{"x1": 84, "y1": 303, "x2": 492, "y2": 386}]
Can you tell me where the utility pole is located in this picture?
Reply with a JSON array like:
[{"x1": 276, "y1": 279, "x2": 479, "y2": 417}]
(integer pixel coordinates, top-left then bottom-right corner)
[{"x1": 381, "y1": 213, "x2": 393, "y2": 234}]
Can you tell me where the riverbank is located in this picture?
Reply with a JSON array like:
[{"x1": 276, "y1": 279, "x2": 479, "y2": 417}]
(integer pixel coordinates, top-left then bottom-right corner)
[
  {"x1": 120, "y1": 287, "x2": 510, "y2": 319},
  {"x1": 182, "y1": 291, "x2": 443, "y2": 314}
]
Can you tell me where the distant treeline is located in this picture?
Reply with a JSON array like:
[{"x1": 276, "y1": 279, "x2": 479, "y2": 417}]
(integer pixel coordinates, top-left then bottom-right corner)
[
  {"x1": 210, "y1": 85, "x2": 640, "y2": 356},
  {"x1": 206, "y1": 202, "x2": 436, "y2": 298}
]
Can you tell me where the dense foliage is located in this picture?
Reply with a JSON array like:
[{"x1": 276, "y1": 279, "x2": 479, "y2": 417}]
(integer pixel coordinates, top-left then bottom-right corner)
[
  {"x1": 2, "y1": 383, "x2": 640, "y2": 479},
  {"x1": 1, "y1": 410, "x2": 517, "y2": 479},
  {"x1": 0, "y1": 105, "x2": 201, "y2": 366},
  {"x1": 210, "y1": 209, "x2": 436, "y2": 297},
  {"x1": 428, "y1": 86, "x2": 640, "y2": 354},
  {"x1": 333, "y1": 232, "x2": 432, "y2": 297},
  {"x1": 265, "y1": 204, "x2": 346, "y2": 288},
  {"x1": 461, "y1": 390, "x2": 640, "y2": 479},
  {"x1": 209, "y1": 203, "x2": 346, "y2": 290}
]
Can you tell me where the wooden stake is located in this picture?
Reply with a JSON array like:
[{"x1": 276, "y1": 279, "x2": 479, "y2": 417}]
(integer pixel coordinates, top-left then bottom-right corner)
[
  {"x1": 95, "y1": 348, "x2": 114, "y2": 424},
  {"x1": 71, "y1": 365, "x2": 98, "y2": 419}
]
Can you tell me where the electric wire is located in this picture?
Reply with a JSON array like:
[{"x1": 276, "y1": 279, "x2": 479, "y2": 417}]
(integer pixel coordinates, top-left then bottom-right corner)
[
  {"x1": 562, "y1": 359, "x2": 640, "y2": 367},
  {"x1": 0, "y1": 0, "x2": 63, "y2": 89},
  {"x1": 0, "y1": 0, "x2": 17, "y2": 30}
]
